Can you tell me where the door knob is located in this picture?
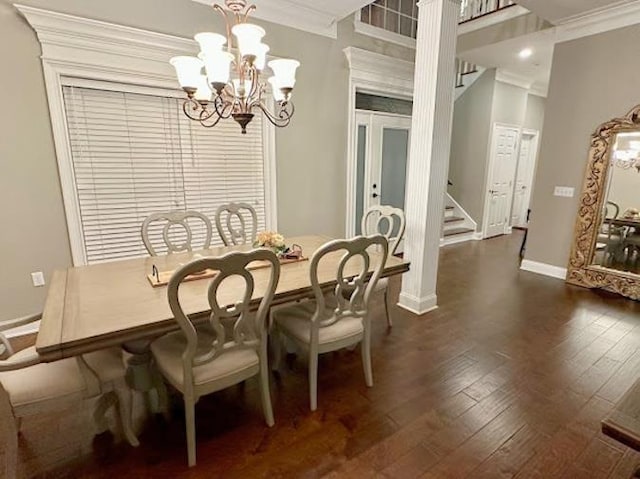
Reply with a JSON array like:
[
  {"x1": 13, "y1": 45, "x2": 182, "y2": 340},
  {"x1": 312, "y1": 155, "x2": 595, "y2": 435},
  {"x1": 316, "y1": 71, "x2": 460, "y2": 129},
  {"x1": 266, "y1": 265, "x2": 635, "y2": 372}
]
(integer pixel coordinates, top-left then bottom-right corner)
[{"x1": 372, "y1": 193, "x2": 379, "y2": 199}]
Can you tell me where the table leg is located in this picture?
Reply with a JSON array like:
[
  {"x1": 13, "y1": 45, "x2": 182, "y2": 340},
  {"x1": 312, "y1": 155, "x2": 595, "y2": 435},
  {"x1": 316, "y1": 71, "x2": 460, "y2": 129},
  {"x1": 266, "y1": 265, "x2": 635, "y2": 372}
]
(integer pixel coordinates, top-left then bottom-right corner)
[{"x1": 123, "y1": 340, "x2": 168, "y2": 416}]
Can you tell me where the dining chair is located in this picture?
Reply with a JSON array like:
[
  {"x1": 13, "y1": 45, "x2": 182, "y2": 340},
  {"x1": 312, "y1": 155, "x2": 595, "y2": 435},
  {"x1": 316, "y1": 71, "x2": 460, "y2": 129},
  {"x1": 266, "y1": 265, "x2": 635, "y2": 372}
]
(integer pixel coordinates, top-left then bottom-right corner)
[
  {"x1": 141, "y1": 210, "x2": 213, "y2": 256},
  {"x1": 598, "y1": 201, "x2": 625, "y2": 266},
  {"x1": 272, "y1": 235, "x2": 388, "y2": 411},
  {"x1": 0, "y1": 314, "x2": 138, "y2": 479},
  {"x1": 150, "y1": 249, "x2": 280, "y2": 467},
  {"x1": 359, "y1": 205, "x2": 405, "y2": 327},
  {"x1": 214, "y1": 202, "x2": 258, "y2": 246}
]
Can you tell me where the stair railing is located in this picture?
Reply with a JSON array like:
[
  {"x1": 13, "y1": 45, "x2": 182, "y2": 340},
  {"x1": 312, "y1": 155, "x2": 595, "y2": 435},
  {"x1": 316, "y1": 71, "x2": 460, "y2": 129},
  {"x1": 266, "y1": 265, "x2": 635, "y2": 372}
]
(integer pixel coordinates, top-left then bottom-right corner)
[{"x1": 459, "y1": 0, "x2": 516, "y2": 23}]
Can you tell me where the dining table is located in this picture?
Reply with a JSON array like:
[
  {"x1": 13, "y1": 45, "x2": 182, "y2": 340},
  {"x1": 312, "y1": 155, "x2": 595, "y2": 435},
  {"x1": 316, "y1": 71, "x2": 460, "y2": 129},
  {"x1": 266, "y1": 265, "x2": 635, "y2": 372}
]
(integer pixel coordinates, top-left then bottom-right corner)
[{"x1": 36, "y1": 234, "x2": 410, "y2": 406}]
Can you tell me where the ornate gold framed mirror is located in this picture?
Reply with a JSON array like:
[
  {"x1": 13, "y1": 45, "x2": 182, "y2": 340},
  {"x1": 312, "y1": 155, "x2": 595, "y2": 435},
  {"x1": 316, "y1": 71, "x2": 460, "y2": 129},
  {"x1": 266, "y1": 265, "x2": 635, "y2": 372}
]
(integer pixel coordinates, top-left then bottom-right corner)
[{"x1": 567, "y1": 105, "x2": 640, "y2": 300}]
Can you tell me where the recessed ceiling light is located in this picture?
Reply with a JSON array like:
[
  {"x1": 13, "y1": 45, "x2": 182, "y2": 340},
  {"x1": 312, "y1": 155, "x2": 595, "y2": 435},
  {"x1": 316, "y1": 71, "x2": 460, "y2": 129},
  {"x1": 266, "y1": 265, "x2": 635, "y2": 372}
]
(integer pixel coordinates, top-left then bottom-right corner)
[{"x1": 519, "y1": 48, "x2": 533, "y2": 59}]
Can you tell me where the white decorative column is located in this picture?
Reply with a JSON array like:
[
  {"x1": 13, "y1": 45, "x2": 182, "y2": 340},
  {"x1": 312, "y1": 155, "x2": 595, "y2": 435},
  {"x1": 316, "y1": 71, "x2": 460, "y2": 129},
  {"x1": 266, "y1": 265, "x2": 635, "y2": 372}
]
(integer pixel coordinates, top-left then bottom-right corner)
[{"x1": 398, "y1": 0, "x2": 460, "y2": 315}]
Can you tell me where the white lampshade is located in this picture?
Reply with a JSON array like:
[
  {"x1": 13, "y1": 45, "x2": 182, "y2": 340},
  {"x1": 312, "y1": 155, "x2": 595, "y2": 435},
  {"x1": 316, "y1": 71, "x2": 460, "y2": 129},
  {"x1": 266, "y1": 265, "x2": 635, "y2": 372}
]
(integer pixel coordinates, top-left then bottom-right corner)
[
  {"x1": 232, "y1": 23, "x2": 266, "y2": 60},
  {"x1": 268, "y1": 59, "x2": 300, "y2": 89},
  {"x1": 268, "y1": 77, "x2": 286, "y2": 102},
  {"x1": 170, "y1": 56, "x2": 204, "y2": 90},
  {"x1": 255, "y1": 43, "x2": 270, "y2": 71},
  {"x1": 194, "y1": 75, "x2": 212, "y2": 102},
  {"x1": 199, "y1": 51, "x2": 234, "y2": 86},
  {"x1": 233, "y1": 79, "x2": 253, "y2": 98},
  {"x1": 194, "y1": 32, "x2": 226, "y2": 56}
]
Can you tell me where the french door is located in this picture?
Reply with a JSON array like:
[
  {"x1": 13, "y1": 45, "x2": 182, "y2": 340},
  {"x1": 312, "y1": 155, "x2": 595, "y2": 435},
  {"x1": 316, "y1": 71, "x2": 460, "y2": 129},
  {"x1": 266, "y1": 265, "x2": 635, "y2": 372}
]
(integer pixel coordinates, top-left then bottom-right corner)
[{"x1": 354, "y1": 111, "x2": 411, "y2": 240}]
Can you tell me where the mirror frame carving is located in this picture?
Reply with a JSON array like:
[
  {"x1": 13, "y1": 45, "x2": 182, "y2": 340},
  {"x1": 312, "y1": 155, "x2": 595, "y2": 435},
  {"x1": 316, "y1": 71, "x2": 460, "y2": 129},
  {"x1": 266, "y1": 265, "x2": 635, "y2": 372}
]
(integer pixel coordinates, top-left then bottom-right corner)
[{"x1": 567, "y1": 104, "x2": 640, "y2": 300}]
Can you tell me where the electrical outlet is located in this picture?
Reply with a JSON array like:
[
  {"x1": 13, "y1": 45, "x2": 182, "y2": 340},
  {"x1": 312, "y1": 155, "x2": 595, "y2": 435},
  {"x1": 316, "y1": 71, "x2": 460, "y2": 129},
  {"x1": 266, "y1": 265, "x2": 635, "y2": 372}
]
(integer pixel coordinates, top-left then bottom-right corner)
[
  {"x1": 554, "y1": 186, "x2": 575, "y2": 198},
  {"x1": 31, "y1": 271, "x2": 45, "y2": 287}
]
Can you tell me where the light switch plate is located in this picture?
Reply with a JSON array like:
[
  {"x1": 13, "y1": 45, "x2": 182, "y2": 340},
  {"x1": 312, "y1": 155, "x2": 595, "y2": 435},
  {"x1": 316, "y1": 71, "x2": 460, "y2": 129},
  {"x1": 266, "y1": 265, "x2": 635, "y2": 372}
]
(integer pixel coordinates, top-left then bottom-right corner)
[
  {"x1": 554, "y1": 186, "x2": 575, "y2": 198},
  {"x1": 31, "y1": 271, "x2": 45, "y2": 287}
]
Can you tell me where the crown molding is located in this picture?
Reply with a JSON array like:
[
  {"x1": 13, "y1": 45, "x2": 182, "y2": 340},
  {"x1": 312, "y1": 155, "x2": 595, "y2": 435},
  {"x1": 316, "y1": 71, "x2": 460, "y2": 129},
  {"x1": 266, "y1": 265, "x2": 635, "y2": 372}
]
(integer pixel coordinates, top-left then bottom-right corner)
[
  {"x1": 191, "y1": 0, "x2": 344, "y2": 38},
  {"x1": 495, "y1": 69, "x2": 533, "y2": 90},
  {"x1": 529, "y1": 82, "x2": 548, "y2": 98},
  {"x1": 556, "y1": 0, "x2": 640, "y2": 43},
  {"x1": 344, "y1": 47, "x2": 415, "y2": 92}
]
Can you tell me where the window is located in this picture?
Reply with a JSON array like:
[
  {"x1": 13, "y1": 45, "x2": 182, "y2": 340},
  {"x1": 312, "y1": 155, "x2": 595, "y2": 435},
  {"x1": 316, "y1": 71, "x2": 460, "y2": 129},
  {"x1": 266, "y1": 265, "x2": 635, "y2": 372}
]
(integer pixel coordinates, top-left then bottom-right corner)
[
  {"x1": 62, "y1": 83, "x2": 269, "y2": 264},
  {"x1": 360, "y1": 0, "x2": 418, "y2": 40}
]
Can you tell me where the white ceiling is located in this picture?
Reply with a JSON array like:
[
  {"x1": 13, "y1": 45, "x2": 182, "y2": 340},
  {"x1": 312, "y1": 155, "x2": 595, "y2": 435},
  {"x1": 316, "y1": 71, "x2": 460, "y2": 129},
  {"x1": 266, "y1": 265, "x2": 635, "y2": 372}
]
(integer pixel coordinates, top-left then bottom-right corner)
[
  {"x1": 192, "y1": 0, "x2": 371, "y2": 37},
  {"x1": 460, "y1": 0, "x2": 640, "y2": 94},
  {"x1": 515, "y1": 0, "x2": 637, "y2": 23}
]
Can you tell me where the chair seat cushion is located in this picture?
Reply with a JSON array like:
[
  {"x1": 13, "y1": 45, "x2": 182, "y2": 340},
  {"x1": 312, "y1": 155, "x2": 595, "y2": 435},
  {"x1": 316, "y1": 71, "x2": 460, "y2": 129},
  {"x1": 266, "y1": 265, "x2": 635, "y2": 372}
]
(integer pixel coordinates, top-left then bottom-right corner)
[
  {"x1": 151, "y1": 332, "x2": 259, "y2": 389},
  {"x1": 0, "y1": 348, "x2": 86, "y2": 407},
  {"x1": 273, "y1": 301, "x2": 363, "y2": 346}
]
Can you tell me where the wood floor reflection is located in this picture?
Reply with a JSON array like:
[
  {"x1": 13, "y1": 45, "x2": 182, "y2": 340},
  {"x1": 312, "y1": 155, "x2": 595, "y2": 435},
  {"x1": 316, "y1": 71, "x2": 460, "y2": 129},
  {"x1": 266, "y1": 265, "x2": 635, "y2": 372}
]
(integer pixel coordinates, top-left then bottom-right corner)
[{"x1": 8, "y1": 231, "x2": 640, "y2": 478}]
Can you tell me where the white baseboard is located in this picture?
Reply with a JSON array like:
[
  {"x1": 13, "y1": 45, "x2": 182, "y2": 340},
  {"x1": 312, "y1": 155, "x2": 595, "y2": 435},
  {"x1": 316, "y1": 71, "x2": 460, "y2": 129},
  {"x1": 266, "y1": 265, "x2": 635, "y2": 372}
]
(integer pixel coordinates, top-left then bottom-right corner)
[
  {"x1": 441, "y1": 231, "x2": 476, "y2": 247},
  {"x1": 473, "y1": 232, "x2": 484, "y2": 241},
  {"x1": 520, "y1": 260, "x2": 568, "y2": 280},
  {"x1": 398, "y1": 292, "x2": 439, "y2": 315}
]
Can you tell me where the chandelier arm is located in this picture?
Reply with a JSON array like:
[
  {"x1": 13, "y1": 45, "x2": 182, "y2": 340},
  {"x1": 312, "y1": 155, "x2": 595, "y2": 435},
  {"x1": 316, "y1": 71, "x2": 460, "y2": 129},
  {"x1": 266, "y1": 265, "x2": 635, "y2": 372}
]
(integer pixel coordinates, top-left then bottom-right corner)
[
  {"x1": 213, "y1": 4, "x2": 234, "y2": 52},
  {"x1": 213, "y1": 95, "x2": 235, "y2": 119},
  {"x1": 243, "y1": 4, "x2": 257, "y2": 22},
  {"x1": 256, "y1": 101, "x2": 294, "y2": 128},
  {"x1": 182, "y1": 98, "x2": 207, "y2": 122}
]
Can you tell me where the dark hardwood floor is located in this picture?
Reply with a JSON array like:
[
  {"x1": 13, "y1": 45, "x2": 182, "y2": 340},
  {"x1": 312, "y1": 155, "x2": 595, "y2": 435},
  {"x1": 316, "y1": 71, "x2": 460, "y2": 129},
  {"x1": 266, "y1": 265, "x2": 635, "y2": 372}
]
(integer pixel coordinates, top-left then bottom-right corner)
[{"x1": 8, "y1": 231, "x2": 640, "y2": 478}]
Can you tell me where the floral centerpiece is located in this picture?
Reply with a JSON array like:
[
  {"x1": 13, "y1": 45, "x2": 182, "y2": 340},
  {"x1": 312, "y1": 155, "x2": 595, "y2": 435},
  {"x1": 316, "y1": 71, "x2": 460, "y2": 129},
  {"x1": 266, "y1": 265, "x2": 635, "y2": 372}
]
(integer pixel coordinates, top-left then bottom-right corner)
[{"x1": 254, "y1": 231, "x2": 302, "y2": 259}]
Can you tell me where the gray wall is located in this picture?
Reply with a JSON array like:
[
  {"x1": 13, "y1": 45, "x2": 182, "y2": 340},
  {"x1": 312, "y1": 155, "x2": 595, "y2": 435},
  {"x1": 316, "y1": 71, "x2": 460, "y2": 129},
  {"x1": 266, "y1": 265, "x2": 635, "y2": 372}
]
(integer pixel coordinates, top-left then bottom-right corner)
[
  {"x1": 449, "y1": 69, "x2": 496, "y2": 224},
  {"x1": 0, "y1": 0, "x2": 413, "y2": 320},
  {"x1": 525, "y1": 24, "x2": 640, "y2": 269},
  {"x1": 449, "y1": 71, "x2": 546, "y2": 229}
]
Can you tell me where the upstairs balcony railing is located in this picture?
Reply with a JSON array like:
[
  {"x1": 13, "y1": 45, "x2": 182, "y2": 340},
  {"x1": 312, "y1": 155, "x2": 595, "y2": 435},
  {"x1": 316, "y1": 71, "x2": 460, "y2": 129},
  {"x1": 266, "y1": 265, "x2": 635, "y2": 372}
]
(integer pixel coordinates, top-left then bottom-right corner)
[
  {"x1": 459, "y1": 0, "x2": 516, "y2": 23},
  {"x1": 358, "y1": 0, "x2": 518, "y2": 42}
]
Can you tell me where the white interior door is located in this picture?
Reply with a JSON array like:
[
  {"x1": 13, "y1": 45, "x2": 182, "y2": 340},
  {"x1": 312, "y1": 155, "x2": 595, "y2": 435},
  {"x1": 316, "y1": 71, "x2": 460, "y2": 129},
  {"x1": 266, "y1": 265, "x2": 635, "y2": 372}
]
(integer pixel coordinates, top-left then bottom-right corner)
[
  {"x1": 511, "y1": 131, "x2": 538, "y2": 227},
  {"x1": 485, "y1": 125, "x2": 520, "y2": 238},
  {"x1": 355, "y1": 111, "x2": 411, "y2": 241}
]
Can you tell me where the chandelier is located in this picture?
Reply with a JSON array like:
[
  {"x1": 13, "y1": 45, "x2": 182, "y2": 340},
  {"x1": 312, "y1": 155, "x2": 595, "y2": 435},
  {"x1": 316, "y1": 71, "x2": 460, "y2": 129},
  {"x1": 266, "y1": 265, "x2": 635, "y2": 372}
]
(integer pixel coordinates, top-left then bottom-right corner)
[
  {"x1": 613, "y1": 146, "x2": 640, "y2": 173},
  {"x1": 170, "y1": 0, "x2": 300, "y2": 134}
]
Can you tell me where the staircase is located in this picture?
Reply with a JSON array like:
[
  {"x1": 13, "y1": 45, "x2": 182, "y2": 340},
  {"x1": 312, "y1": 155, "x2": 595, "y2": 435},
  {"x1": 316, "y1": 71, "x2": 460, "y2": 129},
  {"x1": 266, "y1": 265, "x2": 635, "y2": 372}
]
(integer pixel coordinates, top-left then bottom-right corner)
[
  {"x1": 455, "y1": 59, "x2": 485, "y2": 100},
  {"x1": 441, "y1": 194, "x2": 478, "y2": 246}
]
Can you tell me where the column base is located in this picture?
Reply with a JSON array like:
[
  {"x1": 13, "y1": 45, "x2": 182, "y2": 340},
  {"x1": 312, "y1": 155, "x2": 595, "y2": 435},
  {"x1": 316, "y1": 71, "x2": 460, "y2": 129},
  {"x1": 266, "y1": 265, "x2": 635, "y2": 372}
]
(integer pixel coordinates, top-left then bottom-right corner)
[{"x1": 397, "y1": 292, "x2": 438, "y2": 316}]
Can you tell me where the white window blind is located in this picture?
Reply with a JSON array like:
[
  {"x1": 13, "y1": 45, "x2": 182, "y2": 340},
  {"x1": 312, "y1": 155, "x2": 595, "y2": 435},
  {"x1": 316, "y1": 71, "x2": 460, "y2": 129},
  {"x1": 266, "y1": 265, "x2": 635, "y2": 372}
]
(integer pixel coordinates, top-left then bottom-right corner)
[{"x1": 62, "y1": 85, "x2": 267, "y2": 264}]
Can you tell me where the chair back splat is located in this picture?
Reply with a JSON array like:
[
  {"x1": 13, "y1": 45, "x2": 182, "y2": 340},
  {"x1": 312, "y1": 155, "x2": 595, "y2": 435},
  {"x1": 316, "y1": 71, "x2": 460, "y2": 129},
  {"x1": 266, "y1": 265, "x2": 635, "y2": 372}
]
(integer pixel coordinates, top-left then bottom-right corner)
[
  {"x1": 311, "y1": 235, "x2": 388, "y2": 332},
  {"x1": 215, "y1": 202, "x2": 258, "y2": 246},
  {"x1": 141, "y1": 210, "x2": 213, "y2": 256},
  {"x1": 361, "y1": 205, "x2": 406, "y2": 255}
]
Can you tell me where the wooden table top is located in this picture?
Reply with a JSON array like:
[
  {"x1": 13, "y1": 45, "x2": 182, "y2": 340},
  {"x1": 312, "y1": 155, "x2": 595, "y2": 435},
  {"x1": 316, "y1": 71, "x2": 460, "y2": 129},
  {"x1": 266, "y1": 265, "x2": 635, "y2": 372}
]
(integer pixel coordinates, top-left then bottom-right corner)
[
  {"x1": 37, "y1": 235, "x2": 410, "y2": 362},
  {"x1": 602, "y1": 378, "x2": 640, "y2": 452},
  {"x1": 605, "y1": 217, "x2": 640, "y2": 228}
]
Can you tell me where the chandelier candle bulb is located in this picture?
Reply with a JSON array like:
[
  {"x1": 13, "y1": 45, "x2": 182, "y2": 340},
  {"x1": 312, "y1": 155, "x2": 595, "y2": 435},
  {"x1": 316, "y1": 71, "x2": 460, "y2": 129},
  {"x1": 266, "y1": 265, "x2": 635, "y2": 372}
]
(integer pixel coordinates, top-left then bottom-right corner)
[
  {"x1": 199, "y1": 51, "x2": 234, "y2": 86},
  {"x1": 268, "y1": 59, "x2": 300, "y2": 90},
  {"x1": 194, "y1": 32, "x2": 227, "y2": 55},
  {"x1": 170, "y1": 0, "x2": 298, "y2": 133},
  {"x1": 232, "y1": 23, "x2": 266, "y2": 62},
  {"x1": 170, "y1": 56, "x2": 204, "y2": 91},
  {"x1": 194, "y1": 75, "x2": 213, "y2": 103},
  {"x1": 255, "y1": 43, "x2": 270, "y2": 71}
]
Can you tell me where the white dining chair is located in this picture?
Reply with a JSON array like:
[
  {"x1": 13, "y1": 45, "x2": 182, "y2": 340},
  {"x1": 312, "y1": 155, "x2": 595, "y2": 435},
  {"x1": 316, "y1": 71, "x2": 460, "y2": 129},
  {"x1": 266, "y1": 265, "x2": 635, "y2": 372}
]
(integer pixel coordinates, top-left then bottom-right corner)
[
  {"x1": 150, "y1": 249, "x2": 280, "y2": 467},
  {"x1": 214, "y1": 202, "x2": 258, "y2": 246},
  {"x1": 359, "y1": 205, "x2": 405, "y2": 327},
  {"x1": 271, "y1": 235, "x2": 388, "y2": 412},
  {"x1": 141, "y1": 210, "x2": 213, "y2": 256},
  {"x1": 0, "y1": 314, "x2": 139, "y2": 479}
]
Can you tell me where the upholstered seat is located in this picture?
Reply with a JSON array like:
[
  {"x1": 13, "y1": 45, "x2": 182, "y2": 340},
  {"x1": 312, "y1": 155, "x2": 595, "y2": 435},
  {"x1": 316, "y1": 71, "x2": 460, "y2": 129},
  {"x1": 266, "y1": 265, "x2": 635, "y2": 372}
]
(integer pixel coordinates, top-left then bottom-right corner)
[
  {"x1": 0, "y1": 347, "x2": 85, "y2": 407},
  {"x1": 150, "y1": 249, "x2": 280, "y2": 467},
  {"x1": 273, "y1": 302, "x2": 363, "y2": 346},
  {"x1": 151, "y1": 332, "x2": 259, "y2": 390},
  {"x1": 272, "y1": 236, "x2": 388, "y2": 412},
  {"x1": 0, "y1": 314, "x2": 139, "y2": 479}
]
